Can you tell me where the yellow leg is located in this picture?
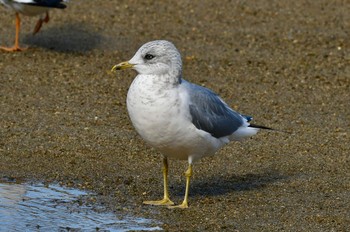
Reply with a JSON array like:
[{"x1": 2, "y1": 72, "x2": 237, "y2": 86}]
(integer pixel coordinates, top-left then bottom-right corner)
[
  {"x1": 143, "y1": 157, "x2": 174, "y2": 206},
  {"x1": 168, "y1": 163, "x2": 193, "y2": 209},
  {"x1": 1, "y1": 13, "x2": 27, "y2": 52}
]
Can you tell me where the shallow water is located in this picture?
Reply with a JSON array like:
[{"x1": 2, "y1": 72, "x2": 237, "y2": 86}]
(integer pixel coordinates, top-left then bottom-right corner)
[{"x1": 0, "y1": 182, "x2": 161, "y2": 231}]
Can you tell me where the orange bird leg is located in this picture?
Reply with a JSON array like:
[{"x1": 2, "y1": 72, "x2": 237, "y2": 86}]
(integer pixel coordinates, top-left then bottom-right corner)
[
  {"x1": 44, "y1": 12, "x2": 50, "y2": 23},
  {"x1": 33, "y1": 12, "x2": 49, "y2": 35},
  {"x1": 0, "y1": 13, "x2": 26, "y2": 52}
]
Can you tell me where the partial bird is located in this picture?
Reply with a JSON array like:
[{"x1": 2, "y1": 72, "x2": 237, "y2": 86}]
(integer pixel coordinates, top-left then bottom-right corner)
[
  {"x1": 111, "y1": 40, "x2": 273, "y2": 208},
  {"x1": 0, "y1": 0, "x2": 67, "y2": 52}
]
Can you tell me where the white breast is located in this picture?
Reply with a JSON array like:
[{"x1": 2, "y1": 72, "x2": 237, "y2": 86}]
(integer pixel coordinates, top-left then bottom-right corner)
[{"x1": 126, "y1": 74, "x2": 228, "y2": 162}]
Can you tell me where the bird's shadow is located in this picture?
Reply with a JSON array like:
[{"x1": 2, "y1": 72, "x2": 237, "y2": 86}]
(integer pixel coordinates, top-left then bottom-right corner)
[
  {"x1": 170, "y1": 170, "x2": 288, "y2": 197},
  {"x1": 23, "y1": 23, "x2": 103, "y2": 53}
]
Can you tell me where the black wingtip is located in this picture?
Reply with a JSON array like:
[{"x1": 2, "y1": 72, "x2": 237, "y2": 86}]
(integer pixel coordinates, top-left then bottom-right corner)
[
  {"x1": 249, "y1": 123, "x2": 292, "y2": 134},
  {"x1": 28, "y1": 0, "x2": 67, "y2": 9}
]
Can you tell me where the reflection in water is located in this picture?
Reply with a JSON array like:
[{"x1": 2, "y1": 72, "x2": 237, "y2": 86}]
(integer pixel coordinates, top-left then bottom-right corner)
[{"x1": 0, "y1": 182, "x2": 161, "y2": 231}]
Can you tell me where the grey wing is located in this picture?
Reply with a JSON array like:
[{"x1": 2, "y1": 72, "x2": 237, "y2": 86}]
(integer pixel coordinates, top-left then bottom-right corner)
[{"x1": 183, "y1": 80, "x2": 245, "y2": 138}]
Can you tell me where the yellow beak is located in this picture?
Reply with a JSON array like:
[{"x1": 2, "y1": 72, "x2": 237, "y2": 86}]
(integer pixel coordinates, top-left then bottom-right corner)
[{"x1": 111, "y1": 61, "x2": 134, "y2": 72}]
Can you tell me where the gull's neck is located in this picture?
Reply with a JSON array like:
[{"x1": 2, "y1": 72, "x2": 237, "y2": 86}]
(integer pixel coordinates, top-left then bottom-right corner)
[
  {"x1": 140, "y1": 67, "x2": 182, "y2": 88},
  {"x1": 143, "y1": 73, "x2": 181, "y2": 89}
]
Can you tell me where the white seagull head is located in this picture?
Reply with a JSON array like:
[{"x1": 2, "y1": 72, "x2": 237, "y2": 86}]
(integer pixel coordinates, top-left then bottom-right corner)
[{"x1": 112, "y1": 40, "x2": 183, "y2": 78}]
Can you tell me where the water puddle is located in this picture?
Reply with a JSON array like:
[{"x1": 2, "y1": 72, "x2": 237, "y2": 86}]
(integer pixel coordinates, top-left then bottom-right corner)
[{"x1": 0, "y1": 181, "x2": 161, "y2": 231}]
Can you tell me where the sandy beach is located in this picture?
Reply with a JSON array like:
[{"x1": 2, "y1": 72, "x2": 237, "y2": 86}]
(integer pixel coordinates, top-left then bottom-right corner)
[{"x1": 1, "y1": 0, "x2": 349, "y2": 231}]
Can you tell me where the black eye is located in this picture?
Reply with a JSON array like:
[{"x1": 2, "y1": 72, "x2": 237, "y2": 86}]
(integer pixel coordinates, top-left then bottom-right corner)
[{"x1": 144, "y1": 54, "x2": 155, "y2": 60}]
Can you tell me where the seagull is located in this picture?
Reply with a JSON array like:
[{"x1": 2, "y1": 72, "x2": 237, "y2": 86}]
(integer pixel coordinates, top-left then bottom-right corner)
[
  {"x1": 0, "y1": 0, "x2": 67, "y2": 52},
  {"x1": 111, "y1": 40, "x2": 272, "y2": 208}
]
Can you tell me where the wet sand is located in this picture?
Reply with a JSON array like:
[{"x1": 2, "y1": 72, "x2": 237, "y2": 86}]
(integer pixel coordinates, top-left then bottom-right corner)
[{"x1": 1, "y1": 0, "x2": 349, "y2": 231}]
